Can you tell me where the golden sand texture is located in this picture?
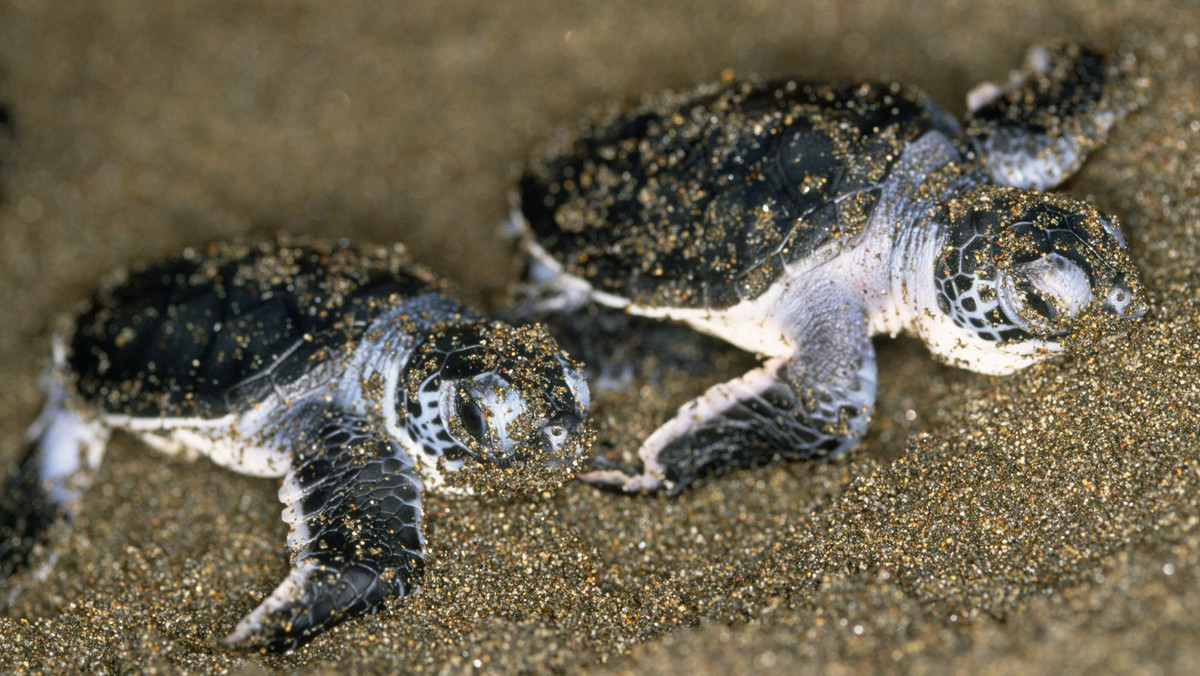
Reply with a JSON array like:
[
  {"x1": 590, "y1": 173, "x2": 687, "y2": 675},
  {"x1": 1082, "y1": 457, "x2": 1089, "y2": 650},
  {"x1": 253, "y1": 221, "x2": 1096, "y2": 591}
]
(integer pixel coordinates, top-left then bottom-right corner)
[{"x1": 1, "y1": 1, "x2": 1198, "y2": 673}]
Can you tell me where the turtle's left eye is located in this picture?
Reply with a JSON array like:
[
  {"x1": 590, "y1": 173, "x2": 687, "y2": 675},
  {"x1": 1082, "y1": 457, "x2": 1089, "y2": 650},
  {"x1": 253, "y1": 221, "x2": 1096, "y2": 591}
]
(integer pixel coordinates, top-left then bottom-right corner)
[
  {"x1": 455, "y1": 390, "x2": 488, "y2": 445},
  {"x1": 1000, "y1": 253, "x2": 1093, "y2": 335},
  {"x1": 1016, "y1": 281, "x2": 1059, "y2": 327},
  {"x1": 543, "y1": 414, "x2": 575, "y2": 448}
]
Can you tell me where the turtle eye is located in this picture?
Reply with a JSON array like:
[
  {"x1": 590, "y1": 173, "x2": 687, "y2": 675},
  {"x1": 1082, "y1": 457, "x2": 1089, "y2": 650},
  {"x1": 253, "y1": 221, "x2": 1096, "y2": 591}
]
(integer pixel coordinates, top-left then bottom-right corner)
[
  {"x1": 1104, "y1": 280, "x2": 1145, "y2": 319},
  {"x1": 455, "y1": 390, "x2": 488, "y2": 445},
  {"x1": 542, "y1": 413, "x2": 576, "y2": 449},
  {"x1": 1017, "y1": 281, "x2": 1058, "y2": 326},
  {"x1": 999, "y1": 253, "x2": 1093, "y2": 335}
]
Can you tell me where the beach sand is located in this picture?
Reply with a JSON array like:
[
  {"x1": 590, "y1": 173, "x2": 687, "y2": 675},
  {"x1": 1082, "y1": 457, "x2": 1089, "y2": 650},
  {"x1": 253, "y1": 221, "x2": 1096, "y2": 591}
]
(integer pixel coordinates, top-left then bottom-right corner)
[{"x1": 1, "y1": 1, "x2": 1198, "y2": 673}]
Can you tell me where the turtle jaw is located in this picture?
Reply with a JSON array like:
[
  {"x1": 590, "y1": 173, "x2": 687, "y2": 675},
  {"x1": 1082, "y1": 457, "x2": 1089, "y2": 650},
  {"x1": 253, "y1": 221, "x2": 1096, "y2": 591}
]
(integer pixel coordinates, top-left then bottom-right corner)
[
  {"x1": 997, "y1": 256, "x2": 1147, "y2": 338},
  {"x1": 919, "y1": 314, "x2": 1065, "y2": 376},
  {"x1": 440, "y1": 414, "x2": 594, "y2": 499},
  {"x1": 997, "y1": 253, "x2": 1095, "y2": 336},
  {"x1": 464, "y1": 410, "x2": 589, "y2": 469},
  {"x1": 989, "y1": 202, "x2": 1148, "y2": 338}
]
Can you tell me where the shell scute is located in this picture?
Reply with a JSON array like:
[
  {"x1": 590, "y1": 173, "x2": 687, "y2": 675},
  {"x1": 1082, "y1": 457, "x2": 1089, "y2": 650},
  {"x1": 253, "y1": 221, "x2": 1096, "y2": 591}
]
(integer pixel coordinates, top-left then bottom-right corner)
[
  {"x1": 68, "y1": 242, "x2": 435, "y2": 419},
  {"x1": 521, "y1": 79, "x2": 937, "y2": 309}
]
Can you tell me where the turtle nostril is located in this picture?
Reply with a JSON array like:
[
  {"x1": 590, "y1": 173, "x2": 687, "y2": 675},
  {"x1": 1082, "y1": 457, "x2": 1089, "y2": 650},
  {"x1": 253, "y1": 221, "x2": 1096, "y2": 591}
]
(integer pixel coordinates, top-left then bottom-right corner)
[
  {"x1": 1126, "y1": 298, "x2": 1149, "y2": 319},
  {"x1": 1104, "y1": 283, "x2": 1146, "y2": 319},
  {"x1": 544, "y1": 414, "x2": 576, "y2": 440}
]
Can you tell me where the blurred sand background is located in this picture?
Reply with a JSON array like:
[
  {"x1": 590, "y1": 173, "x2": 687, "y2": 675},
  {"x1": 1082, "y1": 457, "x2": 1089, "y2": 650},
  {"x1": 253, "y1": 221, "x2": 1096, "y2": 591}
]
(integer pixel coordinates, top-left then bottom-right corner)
[{"x1": 1, "y1": 1, "x2": 1199, "y2": 673}]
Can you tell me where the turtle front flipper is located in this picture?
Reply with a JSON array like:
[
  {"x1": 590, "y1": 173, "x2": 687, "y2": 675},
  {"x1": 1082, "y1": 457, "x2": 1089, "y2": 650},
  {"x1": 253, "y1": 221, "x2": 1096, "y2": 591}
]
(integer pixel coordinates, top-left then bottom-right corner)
[
  {"x1": 964, "y1": 43, "x2": 1145, "y2": 191},
  {"x1": 582, "y1": 294, "x2": 877, "y2": 495},
  {"x1": 224, "y1": 406, "x2": 424, "y2": 652}
]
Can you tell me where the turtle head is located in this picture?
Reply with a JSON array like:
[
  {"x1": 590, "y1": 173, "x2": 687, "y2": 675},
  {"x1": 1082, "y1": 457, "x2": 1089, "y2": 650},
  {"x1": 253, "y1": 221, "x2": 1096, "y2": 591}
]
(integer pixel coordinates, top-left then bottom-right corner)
[
  {"x1": 399, "y1": 319, "x2": 592, "y2": 496},
  {"x1": 927, "y1": 185, "x2": 1145, "y2": 374}
]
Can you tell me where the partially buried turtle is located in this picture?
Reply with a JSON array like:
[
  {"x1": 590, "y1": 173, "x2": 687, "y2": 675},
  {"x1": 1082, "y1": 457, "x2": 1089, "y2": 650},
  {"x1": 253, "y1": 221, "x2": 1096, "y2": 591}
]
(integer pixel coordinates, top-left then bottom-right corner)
[
  {"x1": 0, "y1": 239, "x2": 592, "y2": 651},
  {"x1": 513, "y1": 44, "x2": 1148, "y2": 493}
]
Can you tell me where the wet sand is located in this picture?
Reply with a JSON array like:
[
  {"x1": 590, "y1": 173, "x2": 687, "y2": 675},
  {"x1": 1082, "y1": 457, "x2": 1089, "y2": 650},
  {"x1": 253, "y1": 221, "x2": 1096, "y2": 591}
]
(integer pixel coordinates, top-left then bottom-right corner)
[{"x1": 2, "y1": 1, "x2": 1199, "y2": 673}]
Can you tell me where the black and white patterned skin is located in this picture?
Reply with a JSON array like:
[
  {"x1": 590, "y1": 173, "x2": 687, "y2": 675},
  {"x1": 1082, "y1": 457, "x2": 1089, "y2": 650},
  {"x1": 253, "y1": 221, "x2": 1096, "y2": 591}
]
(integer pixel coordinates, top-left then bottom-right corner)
[
  {"x1": 0, "y1": 240, "x2": 591, "y2": 651},
  {"x1": 514, "y1": 44, "x2": 1147, "y2": 494}
]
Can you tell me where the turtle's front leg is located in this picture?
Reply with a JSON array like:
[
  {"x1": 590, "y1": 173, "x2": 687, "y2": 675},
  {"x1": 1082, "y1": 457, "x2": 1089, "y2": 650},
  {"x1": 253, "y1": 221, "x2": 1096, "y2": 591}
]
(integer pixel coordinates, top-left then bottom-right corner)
[
  {"x1": 224, "y1": 405, "x2": 424, "y2": 652},
  {"x1": 965, "y1": 43, "x2": 1144, "y2": 191},
  {"x1": 582, "y1": 300, "x2": 877, "y2": 495}
]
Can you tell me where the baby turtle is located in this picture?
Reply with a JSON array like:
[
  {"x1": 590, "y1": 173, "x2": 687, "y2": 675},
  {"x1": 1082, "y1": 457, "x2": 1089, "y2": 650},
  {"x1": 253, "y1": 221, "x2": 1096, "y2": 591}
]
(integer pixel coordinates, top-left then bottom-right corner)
[
  {"x1": 513, "y1": 44, "x2": 1147, "y2": 493},
  {"x1": 0, "y1": 239, "x2": 591, "y2": 651}
]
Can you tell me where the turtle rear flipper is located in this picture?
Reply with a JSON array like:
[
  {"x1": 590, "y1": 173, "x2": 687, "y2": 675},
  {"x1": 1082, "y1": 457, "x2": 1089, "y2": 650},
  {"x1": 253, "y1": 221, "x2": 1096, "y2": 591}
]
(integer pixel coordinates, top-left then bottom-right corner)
[
  {"x1": 0, "y1": 441, "x2": 58, "y2": 578},
  {"x1": 224, "y1": 406, "x2": 424, "y2": 652},
  {"x1": 965, "y1": 43, "x2": 1146, "y2": 191},
  {"x1": 2, "y1": 384, "x2": 111, "y2": 578}
]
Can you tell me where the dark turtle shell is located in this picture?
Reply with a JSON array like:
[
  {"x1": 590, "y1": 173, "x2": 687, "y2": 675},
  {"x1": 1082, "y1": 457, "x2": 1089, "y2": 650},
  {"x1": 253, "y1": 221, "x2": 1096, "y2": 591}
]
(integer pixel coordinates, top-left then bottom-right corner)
[
  {"x1": 68, "y1": 240, "x2": 439, "y2": 419},
  {"x1": 520, "y1": 79, "x2": 956, "y2": 310}
]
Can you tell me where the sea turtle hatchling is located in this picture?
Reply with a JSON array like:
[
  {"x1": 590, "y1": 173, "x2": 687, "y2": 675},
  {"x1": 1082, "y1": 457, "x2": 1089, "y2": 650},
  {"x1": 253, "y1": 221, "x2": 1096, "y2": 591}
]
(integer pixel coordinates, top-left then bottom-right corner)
[
  {"x1": 0, "y1": 239, "x2": 592, "y2": 651},
  {"x1": 513, "y1": 44, "x2": 1147, "y2": 494}
]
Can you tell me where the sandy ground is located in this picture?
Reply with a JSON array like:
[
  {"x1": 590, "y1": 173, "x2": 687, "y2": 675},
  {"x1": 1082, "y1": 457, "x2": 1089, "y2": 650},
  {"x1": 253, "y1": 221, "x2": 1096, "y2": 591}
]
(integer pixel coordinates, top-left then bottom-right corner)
[{"x1": 1, "y1": 1, "x2": 1198, "y2": 673}]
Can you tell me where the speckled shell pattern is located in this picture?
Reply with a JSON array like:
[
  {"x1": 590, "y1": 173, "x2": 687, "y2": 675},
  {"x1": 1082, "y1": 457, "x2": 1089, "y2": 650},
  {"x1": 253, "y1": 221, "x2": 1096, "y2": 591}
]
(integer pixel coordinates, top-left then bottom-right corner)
[
  {"x1": 68, "y1": 241, "x2": 439, "y2": 419},
  {"x1": 519, "y1": 79, "x2": 955, "y2": 310}
]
